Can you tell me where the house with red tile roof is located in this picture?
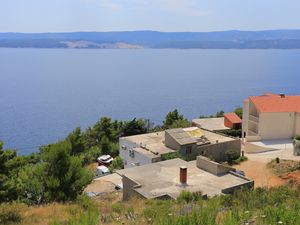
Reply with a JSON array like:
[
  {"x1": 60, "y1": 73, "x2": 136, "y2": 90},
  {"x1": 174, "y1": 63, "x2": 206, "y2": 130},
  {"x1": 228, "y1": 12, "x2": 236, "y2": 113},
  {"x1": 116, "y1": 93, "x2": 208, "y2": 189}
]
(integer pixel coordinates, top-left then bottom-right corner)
[
  {"x1": 224, "y1": 113, "x2": 242, "y2": 129},
  {"x1": 242, "y1": 93, "x2": 300, "y2": 141}
]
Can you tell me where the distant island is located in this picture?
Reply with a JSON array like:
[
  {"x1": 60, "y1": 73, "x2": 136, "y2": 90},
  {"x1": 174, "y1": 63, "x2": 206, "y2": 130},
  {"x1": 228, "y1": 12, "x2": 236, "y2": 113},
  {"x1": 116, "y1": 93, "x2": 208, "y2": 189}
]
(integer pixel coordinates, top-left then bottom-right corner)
[{"x1": 2, "y1": 30, "x2": 300, "y2": 49}]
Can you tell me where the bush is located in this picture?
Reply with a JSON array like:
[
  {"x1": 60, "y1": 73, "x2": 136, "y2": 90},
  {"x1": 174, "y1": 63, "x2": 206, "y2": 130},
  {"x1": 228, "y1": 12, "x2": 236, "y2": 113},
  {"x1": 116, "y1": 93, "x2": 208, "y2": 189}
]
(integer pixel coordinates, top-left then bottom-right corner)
[
  {"x1": 218, "y1": 129, "x2": 242, "y2": 138},
  {"x1": 233, "y1": 156, "x2": 248, "y2": 164},
  {"x1": 50, "y1": 195, "x2": 100, "y2": 225},
  {"x1": 225, "y1": 150, "x2": 240, "y2": 165},
  {"x1": 81, "y1": 146, "x2": 101, "y2": 165},
  {"x1": 76, "y1": 195, "x2": 94, "y2": 210},
  {"x1": 294, "y1": 135, "x2": 300, "y2": 141},
  {"x1": 177, "y1": 191, "x2": 202, "y2": 204},
  {"x1": 0, "y1": 203, "x2": 23, "y2": 224},
  {"x1": 109, "y1": 156, "x2": 124, "y2": 171}
]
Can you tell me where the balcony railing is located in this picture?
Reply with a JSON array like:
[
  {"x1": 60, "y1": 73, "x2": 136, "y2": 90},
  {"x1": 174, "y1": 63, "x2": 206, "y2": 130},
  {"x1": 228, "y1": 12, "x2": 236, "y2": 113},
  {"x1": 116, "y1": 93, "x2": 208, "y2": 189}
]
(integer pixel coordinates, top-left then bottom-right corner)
[
  {"x1": 249, "y1": 114, "x2": 259, "y2": 123},
  {"x1": 248, "y1": 128, "x2": 258, "y2": 136}
]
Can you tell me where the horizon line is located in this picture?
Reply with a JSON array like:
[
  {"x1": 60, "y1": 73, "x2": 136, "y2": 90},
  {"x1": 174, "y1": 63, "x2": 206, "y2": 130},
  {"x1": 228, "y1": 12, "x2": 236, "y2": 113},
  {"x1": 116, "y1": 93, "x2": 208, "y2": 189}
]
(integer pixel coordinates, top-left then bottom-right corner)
[{"x1": 2, "y1": 28, "x2": 300, "y2": 34}]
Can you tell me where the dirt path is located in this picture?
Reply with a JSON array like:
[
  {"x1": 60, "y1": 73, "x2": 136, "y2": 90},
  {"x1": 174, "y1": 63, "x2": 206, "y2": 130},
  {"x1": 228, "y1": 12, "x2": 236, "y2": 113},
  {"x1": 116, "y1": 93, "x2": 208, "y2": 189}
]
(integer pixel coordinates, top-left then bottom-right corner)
[{"x1": 234, "y1": 159, "x2": 286, "y2": 188}]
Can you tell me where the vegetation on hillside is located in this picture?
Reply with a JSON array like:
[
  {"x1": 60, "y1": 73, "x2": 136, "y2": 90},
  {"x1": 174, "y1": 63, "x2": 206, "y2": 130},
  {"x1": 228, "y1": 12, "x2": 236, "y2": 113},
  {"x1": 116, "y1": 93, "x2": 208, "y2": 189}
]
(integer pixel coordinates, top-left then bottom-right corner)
[
  {"x1": 0, "y1": 107, "x2": 251, "y2": 224},
  {"x1": 1, "y1": 186, "x2": 300, "y2": 225},
  {"x1": 0, "y1": 109, "x2": 190, "y2": 205},
  {"x1": 199, "y1": 110, "x2": 225, "y2": 119},
  {"x1": 268, "y1": 159, "x2": 300, "y2": 176}
]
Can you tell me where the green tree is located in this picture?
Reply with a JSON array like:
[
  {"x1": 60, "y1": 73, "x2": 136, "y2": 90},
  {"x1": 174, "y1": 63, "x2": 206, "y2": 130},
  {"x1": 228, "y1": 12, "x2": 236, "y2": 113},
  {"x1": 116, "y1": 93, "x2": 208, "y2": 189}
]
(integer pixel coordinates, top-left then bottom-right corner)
[
  {"x1": 168, "y1": 119, "x2": 191, "y2": 129},
  {"x1": 42, "y1": 141, "x2": 93, "y2": 202},
  {"x1": 215, "y1": 110, "x2": 224, "y2": 117},
  {"x1": 109, "y1": 156, "x2": 124, "y2": 171},
  {"x1": 99, "y1": 136, "x2": 112, "y2": 155},
  {"x1": 234, "y1": 107, "x2": 243, "y2": 119},
  {"x1": 67, "y1": 127, "x2": 85, "y2": 155},
  {"x1": 163, "y1": 109, "x2": 190, "y2": 129},
  {"x1": 17, "y1": 164, "x2": 45, "y2": 204},
  {"x1": 121, "y1": 118, "x2": 147, "y2": 136},
  {"x1": 0, "y1": 142, "x2": 18, "y2": 202}
]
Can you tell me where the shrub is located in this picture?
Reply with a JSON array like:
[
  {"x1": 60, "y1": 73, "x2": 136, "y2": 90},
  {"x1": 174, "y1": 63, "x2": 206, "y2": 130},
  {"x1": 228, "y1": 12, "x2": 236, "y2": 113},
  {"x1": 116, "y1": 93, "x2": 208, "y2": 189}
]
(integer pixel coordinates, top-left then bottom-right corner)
[
  {"x1": 294, "y1": 135, "x2": 300, "y2": 141},
  {"x1": 0, "y1": 203, "x2": 23, "y2": 225},
  {"x1": 218, "y1": 129, "x2": 242, "y2": 138},
  {"x1": 57, "y1": 195, "x2": 100, "y2": 225},
  {"x1": 177, "y1": 191, "x2": 202, "y2": 204},
  {"x1": 82, "y1": 146, "x2": 101, "y2": 165},
  {"x1": 109, "y1": 156, "x2": 124, "y2": 172},
  {"x1": 225, "y1": 150, "x2": 240, "y2": 165},
  {"x1": 112, "y1": 202, "x2": 124, "y2": 214},
  {"x1": 233, "y1": 156, "x2": 248, "y2": 164}
]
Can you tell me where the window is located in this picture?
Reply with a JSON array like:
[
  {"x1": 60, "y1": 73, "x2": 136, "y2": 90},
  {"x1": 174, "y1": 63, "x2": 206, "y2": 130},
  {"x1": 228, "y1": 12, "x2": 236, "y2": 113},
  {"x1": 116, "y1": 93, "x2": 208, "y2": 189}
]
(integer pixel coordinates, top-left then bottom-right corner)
[{"x1": 129, "y1": 149, "x2": 135, "y2": 158}]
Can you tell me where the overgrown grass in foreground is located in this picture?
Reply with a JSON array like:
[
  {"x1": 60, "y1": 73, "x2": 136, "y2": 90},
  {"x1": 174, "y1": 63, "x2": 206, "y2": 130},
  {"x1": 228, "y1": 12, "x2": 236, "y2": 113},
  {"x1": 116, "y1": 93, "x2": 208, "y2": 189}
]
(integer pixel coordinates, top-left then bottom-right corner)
[{"x1": 1, "y1": 185, "x2": 300, "y2": 225}]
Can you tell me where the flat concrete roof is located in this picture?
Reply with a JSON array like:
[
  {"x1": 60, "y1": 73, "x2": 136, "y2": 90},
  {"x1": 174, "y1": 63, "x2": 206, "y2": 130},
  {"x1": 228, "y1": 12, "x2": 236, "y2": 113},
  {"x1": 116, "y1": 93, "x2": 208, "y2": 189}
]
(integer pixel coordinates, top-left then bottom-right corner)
[
  {"x1": 85, "y1": 173, "x2": 122, "y2": 194},
  {"x1": 166, "y1": 128, "x2": 198, "y2": 146},
  {"x1": 120, "y1": 132, "x2": 175, "y2": 156},
  {"x1": 192, "y1": 117, "x2": 230, "y2": 131},
  {"x1": 117, "y1": 158, "x2": 251, "y2": 199},
  {"x1": 202, "y1": 129, "x2": 234, "y2": 144},
  {"x1": 121, "y1": 128, "x2": 235, "y2": 159}
]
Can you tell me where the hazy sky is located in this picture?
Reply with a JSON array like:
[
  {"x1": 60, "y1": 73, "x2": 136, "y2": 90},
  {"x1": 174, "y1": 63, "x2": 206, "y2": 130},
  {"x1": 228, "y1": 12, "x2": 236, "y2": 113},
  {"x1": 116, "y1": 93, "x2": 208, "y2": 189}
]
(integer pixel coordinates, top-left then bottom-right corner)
[{"x1": 1, "y1": 0, "x2": 300, "y2": 32}]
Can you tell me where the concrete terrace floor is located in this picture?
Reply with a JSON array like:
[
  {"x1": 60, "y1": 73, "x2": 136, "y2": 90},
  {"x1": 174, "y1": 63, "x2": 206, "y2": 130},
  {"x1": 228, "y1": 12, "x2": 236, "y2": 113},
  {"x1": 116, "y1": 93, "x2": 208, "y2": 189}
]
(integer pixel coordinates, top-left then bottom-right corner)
[
  {"x1": 117, "y1": 158, "x2": 251, "y2": 199},
  {"x1": 237, "y1": 139, "x2": 300, "y2": 187},
  {"x1": 251, "y1": 139, "x2": 293, "y2": 150},
  {"x1": 244, "y1": 139, "x2": 299, "y2": 162},
  {"x1": 192, "y1": 117, "x2": 229, "y2": 131}
]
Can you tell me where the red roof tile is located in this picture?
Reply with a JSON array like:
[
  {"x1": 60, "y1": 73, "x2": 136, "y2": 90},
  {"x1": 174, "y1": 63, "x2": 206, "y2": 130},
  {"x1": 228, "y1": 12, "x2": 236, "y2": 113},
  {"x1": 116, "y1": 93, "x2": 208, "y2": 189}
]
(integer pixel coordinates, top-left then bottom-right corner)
[
  {"x1": 250, "y1": 94, "x2": 300, "y2": 113},
  {"x1": 224, "y1": 113, "x2": 242, "y2": 124}
]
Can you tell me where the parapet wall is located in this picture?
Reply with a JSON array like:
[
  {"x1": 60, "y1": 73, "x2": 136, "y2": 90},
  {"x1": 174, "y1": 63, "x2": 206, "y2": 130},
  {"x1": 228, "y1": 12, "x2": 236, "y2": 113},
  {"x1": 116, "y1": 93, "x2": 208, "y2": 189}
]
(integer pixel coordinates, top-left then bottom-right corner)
[
  {"x1": 196, "y1": 156, "x2": 234, "y2": 176},
  {"x1": 195, "y1": 139, "x2": 241, "y2": 162},
  {"x1": 122, "y1": 175, "x2": 142, "y2": 201}
]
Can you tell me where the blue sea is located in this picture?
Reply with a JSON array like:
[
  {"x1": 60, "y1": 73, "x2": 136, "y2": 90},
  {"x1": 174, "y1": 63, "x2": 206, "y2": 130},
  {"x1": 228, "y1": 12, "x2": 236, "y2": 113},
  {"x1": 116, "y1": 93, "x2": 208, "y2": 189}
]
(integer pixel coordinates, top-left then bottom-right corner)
[{"x1": 0, "y1": 49, "x2": 299, "y2": 154}]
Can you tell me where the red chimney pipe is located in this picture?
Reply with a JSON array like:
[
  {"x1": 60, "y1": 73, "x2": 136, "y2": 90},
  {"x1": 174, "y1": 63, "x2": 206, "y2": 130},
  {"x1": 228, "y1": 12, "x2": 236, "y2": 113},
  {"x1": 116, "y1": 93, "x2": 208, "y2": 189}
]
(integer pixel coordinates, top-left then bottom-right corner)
[{"x1": 180, "y1": 166, "x2": 187, "y2": 184}]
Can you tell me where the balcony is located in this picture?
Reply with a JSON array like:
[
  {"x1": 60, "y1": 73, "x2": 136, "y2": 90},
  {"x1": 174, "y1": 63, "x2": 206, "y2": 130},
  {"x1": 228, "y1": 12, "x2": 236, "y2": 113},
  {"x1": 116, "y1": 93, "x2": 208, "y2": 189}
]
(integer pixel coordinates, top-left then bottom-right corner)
[
  {"x1": 248, "y1": 128, "x2": 258, "y2": 136},
  {"x1": 249, "y1": 114, "x2": 259, "y2": 123}
]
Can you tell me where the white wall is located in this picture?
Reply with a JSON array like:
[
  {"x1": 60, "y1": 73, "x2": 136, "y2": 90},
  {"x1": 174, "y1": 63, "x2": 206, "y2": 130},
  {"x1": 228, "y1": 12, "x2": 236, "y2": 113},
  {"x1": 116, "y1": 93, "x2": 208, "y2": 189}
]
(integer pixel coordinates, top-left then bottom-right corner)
[
  {"x1": 259, "y1": 112, "x2": 295, "y2": 139},
  {"x1": 119, "y1": 138, "x2": 154, "y2": 168},
  {"x1": 242, "y1": 100, "x2": 249, "y2": 139},
  {"x1": 295, "y1": 113, "x2": 300, "y2": 136}
]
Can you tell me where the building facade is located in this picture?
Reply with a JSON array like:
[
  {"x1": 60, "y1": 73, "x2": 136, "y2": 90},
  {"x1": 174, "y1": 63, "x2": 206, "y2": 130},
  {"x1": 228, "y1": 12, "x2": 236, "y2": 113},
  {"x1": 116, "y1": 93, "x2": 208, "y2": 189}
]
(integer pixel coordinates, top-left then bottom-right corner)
[
  {"x1": 117, "y1": 157, "x2": 253, "y2": 201},
  {"x1": 120, "y1": 127, "x2": 241, "y2": 168},
  {"x1": 242, "y1": 93, "x2": 300, "y2": 141}
]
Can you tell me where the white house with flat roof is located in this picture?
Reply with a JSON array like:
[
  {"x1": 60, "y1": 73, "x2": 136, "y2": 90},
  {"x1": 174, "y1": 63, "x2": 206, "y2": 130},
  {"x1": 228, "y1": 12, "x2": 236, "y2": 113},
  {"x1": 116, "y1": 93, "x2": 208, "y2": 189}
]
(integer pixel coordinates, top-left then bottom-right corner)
[
  {"x1": 119, "y1": 131, "x2": 175, "y2": 168},
  {"x1": 119, "y1": 127, "x2": 241, "y2": 168},
  {"x1": 117, "y1": 157, "x2": 253, "y2": 200}
]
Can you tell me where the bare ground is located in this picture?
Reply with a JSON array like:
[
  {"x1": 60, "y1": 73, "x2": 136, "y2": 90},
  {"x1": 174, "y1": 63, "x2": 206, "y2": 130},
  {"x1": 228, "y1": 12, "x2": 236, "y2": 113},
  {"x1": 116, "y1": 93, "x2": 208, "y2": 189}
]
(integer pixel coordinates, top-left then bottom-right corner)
[{"x1": 234, "y1": 159, "x2": 286, "y2": 188}]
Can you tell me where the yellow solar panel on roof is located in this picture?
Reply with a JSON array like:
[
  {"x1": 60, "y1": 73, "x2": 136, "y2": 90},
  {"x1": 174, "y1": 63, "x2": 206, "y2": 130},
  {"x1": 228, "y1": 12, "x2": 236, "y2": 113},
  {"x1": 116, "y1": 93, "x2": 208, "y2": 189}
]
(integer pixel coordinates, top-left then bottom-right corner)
[{"x1": 186, "y1": 129, "x2": 204, "y2": 138}]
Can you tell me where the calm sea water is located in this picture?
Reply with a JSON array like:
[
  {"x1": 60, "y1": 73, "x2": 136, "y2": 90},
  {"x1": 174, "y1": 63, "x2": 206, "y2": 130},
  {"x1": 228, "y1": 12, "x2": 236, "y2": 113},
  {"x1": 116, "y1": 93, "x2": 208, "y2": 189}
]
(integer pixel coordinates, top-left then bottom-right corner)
[{"x1": 0, "y1": 49, "x2": 299, "y2": 154}]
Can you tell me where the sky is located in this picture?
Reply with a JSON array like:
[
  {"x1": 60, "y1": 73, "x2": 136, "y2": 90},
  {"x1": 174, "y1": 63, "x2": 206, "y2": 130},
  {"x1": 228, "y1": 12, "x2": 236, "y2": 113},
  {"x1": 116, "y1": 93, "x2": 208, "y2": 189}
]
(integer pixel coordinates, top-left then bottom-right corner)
[{"x1": 1, "y1": 0, "x2": 300, "y2": 32}]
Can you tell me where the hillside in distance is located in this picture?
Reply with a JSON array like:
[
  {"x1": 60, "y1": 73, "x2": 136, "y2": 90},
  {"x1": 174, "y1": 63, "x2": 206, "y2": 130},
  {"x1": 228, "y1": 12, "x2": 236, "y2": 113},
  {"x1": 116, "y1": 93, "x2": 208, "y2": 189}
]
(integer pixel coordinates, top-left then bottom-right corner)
[{"x1": 2, "y1": 30, "x2": 300, "y2": 49}]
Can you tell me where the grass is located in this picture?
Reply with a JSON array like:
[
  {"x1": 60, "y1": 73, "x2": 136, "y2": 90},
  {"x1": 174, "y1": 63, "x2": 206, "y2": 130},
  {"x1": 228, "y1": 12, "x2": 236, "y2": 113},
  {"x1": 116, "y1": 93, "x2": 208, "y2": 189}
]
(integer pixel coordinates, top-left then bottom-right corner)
[
  {"x1": 2, "y1": 185, "x2": 300, "y2": 225},
  {"x1": 267, "y1": 159, "x2": 300, "y2": 175}
]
